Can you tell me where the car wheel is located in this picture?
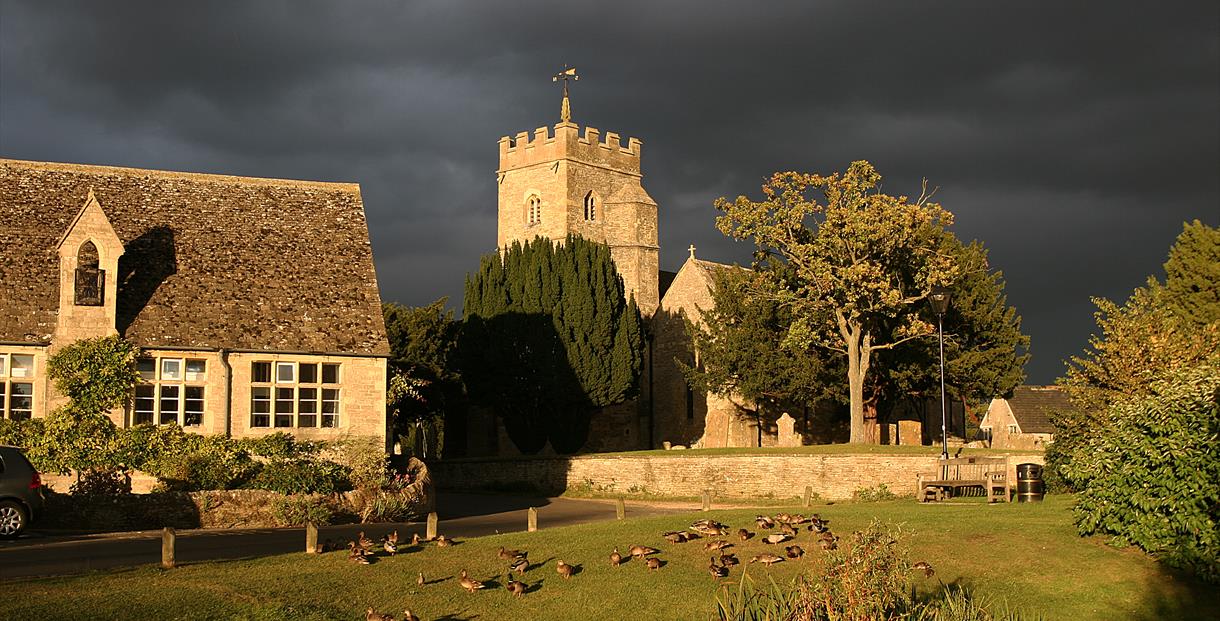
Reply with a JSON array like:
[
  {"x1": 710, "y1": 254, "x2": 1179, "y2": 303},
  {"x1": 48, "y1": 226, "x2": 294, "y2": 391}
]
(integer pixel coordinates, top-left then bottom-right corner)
[{"x1": 0, "y1": 500, "x2": 27, "y2": 539}]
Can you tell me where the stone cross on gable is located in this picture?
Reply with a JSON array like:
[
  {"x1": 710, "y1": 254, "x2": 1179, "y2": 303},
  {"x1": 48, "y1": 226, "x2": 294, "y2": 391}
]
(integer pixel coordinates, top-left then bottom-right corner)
[
  {"x1": 553, "y1": 65, "x2": 579, "y2": 123},
  {"x1": 688, "y1": 244, "x2": 697, "y2": 259}
]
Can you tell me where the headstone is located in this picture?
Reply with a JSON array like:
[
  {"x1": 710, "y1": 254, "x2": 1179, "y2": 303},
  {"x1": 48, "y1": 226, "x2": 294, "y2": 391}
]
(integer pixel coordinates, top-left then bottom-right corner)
[
  {"x1": 776, "y1": 413, "x2": 801, "y2": 447},
  {"x1": 898, "y1": 420, "x2": 923, "y2": 446},
  {"x1": 426, "y1": 512, "x2": 438, "y2": 540},
  {"x1": 305, "y1": 522, "x2": 318, "y2": 554},
  {"x1": 527, "y1": 507, "x2": 538, "y2": 532}
]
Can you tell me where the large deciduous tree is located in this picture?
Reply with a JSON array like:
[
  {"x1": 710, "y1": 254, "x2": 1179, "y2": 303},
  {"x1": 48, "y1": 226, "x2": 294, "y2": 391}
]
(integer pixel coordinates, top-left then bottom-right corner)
[
  {"x1": 460, "y1": 235, "x2": 645, "y2": 454},
  {"x1": 714, "y1": 161, "x2": 958, "y2": 443},
  {"x1": 382, "y1": 299, "x2": 463, "y2": 457}
]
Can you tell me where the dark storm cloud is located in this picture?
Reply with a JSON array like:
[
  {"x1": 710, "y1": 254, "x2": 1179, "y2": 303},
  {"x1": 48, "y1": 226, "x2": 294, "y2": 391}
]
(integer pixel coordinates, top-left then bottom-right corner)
[{"x1": 2, "y1": 0, "x2": 1216, "y2": 383}]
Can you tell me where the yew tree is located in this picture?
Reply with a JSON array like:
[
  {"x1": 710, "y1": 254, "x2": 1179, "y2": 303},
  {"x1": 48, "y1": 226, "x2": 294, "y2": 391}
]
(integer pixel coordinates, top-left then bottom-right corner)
[{"x1": 715, "y1": 161, "x2": 958, "y2": 443}]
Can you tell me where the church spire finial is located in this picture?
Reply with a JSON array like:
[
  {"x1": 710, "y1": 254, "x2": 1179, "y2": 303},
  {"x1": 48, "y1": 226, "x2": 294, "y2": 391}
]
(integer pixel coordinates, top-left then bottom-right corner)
[
  {"x1": 553, "y1": 65, "x2": 579, "y2": 123},
  {"x1": 688, "y1": 244, "x2": 697, "y2": 259}
]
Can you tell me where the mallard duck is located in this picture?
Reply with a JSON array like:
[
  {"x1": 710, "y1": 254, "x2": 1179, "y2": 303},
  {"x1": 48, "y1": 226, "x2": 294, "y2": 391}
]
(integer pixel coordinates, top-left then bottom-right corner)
[
  {"x1": 703, "y1": 539, "x2": 731, "y2": 552},
  {"x1": 755, "y1": 515, "x2": 775, "y2": 529},
  {"x1": 401, "y1": 610, "x2": 420, "y2": 621},
  {"x1": 365, "y1": 607, "x2": 393, "y2": 621},
  {"x1": 357, "y1": 531, "x2": 375, "y2": 552},
  {"x1": 348, "y1": 541, "x2": 370, "y2": 564},
  {"x1": 762, "y1": 533, "x2": 790, "y2": 545},
  {"x1": 556, "y1": 560, "x2": 575, "y2": 579},
  {"x1": 774, "y1": 512, "x2": 792, "y2": 525},
  {"x1": 498, "y1": 546, "x2": 525, "y2": 560},
  {"x1": 506, "y1": 574, "x2": 526, "y2": 597},
  {"x1": 388, "y1": 530, "x2": 399, "y2": 545},
  {"x1": 719, "y1": 553, "x2": 739, "y2": 567},
  {"x1": 411, "y1": 533, "x2": 421, "y2": 545},
  {"x1": 435, "y1": 535, "x2": 454, "y2": 547},
  {"x1": 737, "y1": 528, "x2": 753, "y2": 541},
  {"x1": 708, "y1": 557, "x2": 728, "y2": 578},
  {"x1": 780, "y1": 523, "x2": 797, "y2": 537},
  {"x1": 609, "y1": 548, "x2": 623, "y2": 566},
  {"x1": 817, "y1": 536, "x2": 838, "y2": 551},
  {"x1": 458, "y1": 569, "x2": 485, "y2": 593},
  {"x1": 417, "y1": 571, "x2": 425, "y2": 586},
  {"x1": 628, "y1": 545, "x2": 659, "y2": 559},
  {"x1": 913, "y1": 561, "x2": 935, "y2": 577},
  {"x1": 663, "y1": 531, "x2": 688, "y2": 544},
  {"x1": 789, "y1": 514, "x2": 808, "y2": 524},
  {"x1": 750, "y1": 553, "x2": 784, "y2": 566},
  {"x1": 509, "y1": 557, "x2": 529, "y2": 574},
  {"x1": 785, "y1": 545, "x2": 804, "y2": 559},
  {"x1": 382, "y1": 537, "x2": 398, "y2": 556},
  {"x1": 645, "y1": 557, "x2": 661, "y2": 570}
]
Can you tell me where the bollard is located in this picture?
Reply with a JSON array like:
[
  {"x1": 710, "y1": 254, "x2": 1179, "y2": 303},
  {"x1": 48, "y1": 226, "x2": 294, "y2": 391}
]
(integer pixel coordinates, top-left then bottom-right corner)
[
  {"x1": 616, "y1": 497, "x2": 626, "y2": 520},
  {"x1": 701, "y1": 489, "x2": 711, "y2": 512},
  {"x1": 803, "y1": 485, "x2": 813, "y2": 508},
  {"x1": 527, "y1": 507, "x2": 538, "y2": 532},
  {"x1": 426, "y1": 512, "x2": 439, "y2": 540},
  {"x1": 305, "y1": 522, "x2": 318, "y2": 554},
  {"x1": 161, "y1": 527, "x2": 176, "y2": 569}
]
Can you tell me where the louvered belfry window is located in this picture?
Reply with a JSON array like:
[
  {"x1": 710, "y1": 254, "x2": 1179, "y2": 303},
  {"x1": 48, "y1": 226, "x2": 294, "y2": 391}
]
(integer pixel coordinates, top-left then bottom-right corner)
[{"x1": 74, "y1": 240, "x2": 104, "y2": 306}]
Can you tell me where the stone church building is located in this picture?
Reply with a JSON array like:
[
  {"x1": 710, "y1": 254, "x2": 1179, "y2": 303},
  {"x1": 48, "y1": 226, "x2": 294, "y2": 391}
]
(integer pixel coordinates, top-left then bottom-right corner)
[
  {"x1": 0, "y1": 160, "x2": 391, "y2": 447},
  {"x1": 468, "y1": 94, "x2": 789, "y2": 455}
]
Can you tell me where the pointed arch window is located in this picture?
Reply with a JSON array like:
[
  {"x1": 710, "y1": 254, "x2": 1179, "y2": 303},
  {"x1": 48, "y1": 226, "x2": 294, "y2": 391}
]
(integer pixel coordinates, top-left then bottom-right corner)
[
  {"x1": 527, "y1": 195, "x2": 542, "y2": 226},
  {"x1": 74, "y1": 240, "x2": 104, "y2": 306},
  {"x1": 583, "y1": 191, "x2": 596, "y2": 221}
]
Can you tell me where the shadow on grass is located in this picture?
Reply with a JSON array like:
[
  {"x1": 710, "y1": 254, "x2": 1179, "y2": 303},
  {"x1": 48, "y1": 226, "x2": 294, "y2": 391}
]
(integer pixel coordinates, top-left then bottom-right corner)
[{"x1": 1128, "y1": 564, "x2": 1220, "y2": 621}]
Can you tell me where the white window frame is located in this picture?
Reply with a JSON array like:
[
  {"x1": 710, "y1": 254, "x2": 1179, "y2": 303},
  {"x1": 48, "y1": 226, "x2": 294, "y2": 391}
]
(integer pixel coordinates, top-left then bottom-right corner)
[
  {"x1": 0, "y1": 353, "x2": 36, "y2": 421},
  {"x1": 250, "y1": 361, "x2": 341, "y2": 429},
  {"x1": 134, "y1": 356, "x2": 206, "y2": 427}
]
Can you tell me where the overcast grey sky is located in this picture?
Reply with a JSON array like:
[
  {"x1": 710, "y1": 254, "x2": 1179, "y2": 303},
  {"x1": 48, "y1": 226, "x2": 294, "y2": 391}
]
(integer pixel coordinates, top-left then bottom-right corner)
[{"x1": 2, "y1": 1, "x2": 1216, "y2": 384}]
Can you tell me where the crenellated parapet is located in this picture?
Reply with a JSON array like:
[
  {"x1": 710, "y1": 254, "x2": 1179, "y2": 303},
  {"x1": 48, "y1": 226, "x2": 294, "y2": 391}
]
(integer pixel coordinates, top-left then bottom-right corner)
[{"x1": 498, "y1": 122, "x2": 642, "y2": 175}]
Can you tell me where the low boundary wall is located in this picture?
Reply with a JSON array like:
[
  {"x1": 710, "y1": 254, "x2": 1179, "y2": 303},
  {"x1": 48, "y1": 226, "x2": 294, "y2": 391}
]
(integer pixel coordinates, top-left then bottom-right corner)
[{"x1": 430, "y1": 452, "x2": 1045, "y2": 501}]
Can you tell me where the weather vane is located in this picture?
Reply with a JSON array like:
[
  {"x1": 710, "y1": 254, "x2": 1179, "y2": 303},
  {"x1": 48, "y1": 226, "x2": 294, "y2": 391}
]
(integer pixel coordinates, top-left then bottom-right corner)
[{"x1": 553, "y1": 65, "x2": 579, "y2": 123}]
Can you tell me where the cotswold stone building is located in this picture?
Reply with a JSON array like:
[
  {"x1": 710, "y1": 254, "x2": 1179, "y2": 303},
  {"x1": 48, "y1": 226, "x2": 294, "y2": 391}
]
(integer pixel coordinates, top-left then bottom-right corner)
[
  {"x1": 980, "y1": 385, "x2": 1066, "y2": 450},
  {"x1": 0, "y1": 160, "x2": 390, "y2": 446}
]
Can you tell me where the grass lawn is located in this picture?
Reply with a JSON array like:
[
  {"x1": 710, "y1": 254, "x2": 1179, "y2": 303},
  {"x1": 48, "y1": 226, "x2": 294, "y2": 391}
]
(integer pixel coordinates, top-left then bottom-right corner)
[{"x1": 4, "y1": 495, "x2": 1215, "y2": 621}]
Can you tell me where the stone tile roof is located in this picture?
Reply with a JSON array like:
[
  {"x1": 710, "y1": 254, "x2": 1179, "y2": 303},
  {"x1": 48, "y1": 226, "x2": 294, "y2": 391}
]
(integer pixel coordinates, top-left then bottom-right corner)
[
  {"x1": 0, "y1": 159, "x2": 389, "y2": 356},
  {"x1": 1005, "y1": 386, "x2": 1073, "y2": 434}
]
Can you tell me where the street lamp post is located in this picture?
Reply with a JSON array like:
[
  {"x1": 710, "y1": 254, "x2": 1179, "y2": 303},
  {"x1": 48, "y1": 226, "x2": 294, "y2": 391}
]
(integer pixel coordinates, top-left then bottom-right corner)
[{"x1": 929, "y1": 286, "x2": 952, "y2": 460}]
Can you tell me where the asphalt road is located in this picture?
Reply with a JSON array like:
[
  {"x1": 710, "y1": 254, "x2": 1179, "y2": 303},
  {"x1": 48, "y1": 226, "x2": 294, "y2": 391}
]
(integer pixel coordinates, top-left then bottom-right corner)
[{"x1": 0, "y1": 493, "x2": 689, "y2": 580}]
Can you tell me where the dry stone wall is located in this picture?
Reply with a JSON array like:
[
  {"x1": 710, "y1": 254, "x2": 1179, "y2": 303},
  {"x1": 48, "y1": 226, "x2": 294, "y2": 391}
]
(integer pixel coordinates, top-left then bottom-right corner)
[{"x1": 431, "y1": 452, "x2": 1046, "y2": 501}]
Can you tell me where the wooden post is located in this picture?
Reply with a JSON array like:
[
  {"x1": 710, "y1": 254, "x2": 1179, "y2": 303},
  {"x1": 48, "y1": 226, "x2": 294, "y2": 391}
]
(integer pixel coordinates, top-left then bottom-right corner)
[
  {"x1": 527, "y1": 507, "x2": 538, "y2": 532},
  {"x1": 615, "y1": 497, "x2": 625, "y2": 520},
  {"x1": 161, "y1": 527, "x2": 176, "y2": 569},
  {"x1": 803, "y1": 485, "x2": 813, "y2": 508},
  {"x1": 701, "y1": 489, "x2": 711, "y2": 512},
  {"x1": 426, "y1": 512, "x2": 438, "y2": 540},
  {"x1": 305, "y1": 522, "x2": 318, "y2": 554}
]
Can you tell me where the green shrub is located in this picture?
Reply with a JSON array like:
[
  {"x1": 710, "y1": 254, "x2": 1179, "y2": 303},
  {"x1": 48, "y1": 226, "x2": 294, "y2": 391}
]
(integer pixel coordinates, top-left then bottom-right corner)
[
  {"x1": 69, "y1": 468, "x2": 131, "y2": 497},
  {"x1": 152, "y1": 439, "x2": 259, "y2": 492},
  {"x1": 852, "y1": 483, "x2": 898, "y2": 502},
  {"x1": 1062, "y1": 361, "x2": 1220, "y2": 582},
  {"x1": 237, "y1": 432, "x2": 324, "y2": 460},
  {"x1": 270, "y1": 495, "x2": 335, "y2": 527},
  {"x1": 332, "y1": 437, "x2": 391, "y2": 490},
  {"x1": 46, "y1": 335, "x2": 140, "y2": 413},
  {"x1": 248, "y1": 459, "x2": 350, "y2": 495}
]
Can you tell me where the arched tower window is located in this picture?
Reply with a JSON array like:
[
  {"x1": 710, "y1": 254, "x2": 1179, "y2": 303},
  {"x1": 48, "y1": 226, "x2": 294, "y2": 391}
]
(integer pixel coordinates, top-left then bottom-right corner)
[
  {"x1": 74, "y1": 240, "x2": 104, "y2": 306},
  {"x1": 583, "y1": 191, "x2": 596, "y2": 221},
  {"x1": 527, "y1": 195, "x2": 542, "y2": 226}
]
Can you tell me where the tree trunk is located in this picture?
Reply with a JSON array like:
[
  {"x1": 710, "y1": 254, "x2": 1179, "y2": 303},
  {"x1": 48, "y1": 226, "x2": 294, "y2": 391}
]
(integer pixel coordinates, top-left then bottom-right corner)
[{"x1": 847, "y1": 332, "x2": 866, "y2": 443}]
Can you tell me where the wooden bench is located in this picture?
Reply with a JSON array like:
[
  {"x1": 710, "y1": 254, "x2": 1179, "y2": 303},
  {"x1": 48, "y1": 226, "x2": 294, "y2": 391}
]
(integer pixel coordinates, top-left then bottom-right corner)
[{"x1": 917, "y1": 457, "x2": 1009, "y2": 503}]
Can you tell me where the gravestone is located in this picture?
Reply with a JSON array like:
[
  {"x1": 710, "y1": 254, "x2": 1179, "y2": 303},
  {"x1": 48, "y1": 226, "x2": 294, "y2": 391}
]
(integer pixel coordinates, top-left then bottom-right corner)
[{"x1": 776, "y1": 413, "x2": 802, "y2": 447}]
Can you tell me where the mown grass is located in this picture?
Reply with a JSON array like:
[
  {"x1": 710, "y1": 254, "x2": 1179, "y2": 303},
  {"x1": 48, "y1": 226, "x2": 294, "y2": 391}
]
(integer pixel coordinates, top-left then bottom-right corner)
[{"x1": 4, "y1": 495, "x2": 1216, "y2": 621}]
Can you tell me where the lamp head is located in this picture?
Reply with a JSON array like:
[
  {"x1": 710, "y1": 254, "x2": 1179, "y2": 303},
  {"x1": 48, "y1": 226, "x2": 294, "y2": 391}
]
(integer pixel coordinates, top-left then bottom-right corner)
[{"x1": 929, "y1": 285, "x2": 951, "y2": 316}]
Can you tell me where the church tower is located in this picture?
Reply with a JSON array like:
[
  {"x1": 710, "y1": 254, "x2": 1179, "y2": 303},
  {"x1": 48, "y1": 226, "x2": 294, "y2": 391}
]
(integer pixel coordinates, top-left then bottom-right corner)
[{"x1": 496, "y1": 70, "x2": 660, "y2": 314}]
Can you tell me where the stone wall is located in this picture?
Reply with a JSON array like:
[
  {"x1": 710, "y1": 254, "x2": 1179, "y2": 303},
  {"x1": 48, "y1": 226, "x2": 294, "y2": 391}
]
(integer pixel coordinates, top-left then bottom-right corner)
[{"x1": 430, "y1": 451, "x2": 1046, "y2": 501}]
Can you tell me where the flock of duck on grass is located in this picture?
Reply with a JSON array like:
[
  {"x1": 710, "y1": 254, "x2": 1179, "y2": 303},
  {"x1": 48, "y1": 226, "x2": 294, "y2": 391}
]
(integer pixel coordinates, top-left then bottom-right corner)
[{"x1": 347, "y1": 512, "x2": 934, "y2": 621}]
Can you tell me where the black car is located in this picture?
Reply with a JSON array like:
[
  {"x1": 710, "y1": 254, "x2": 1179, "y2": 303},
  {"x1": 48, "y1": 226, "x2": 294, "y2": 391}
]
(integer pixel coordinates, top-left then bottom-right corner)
[{"x1": 0, "y1": 445, "x2": 44, "y2": 538}]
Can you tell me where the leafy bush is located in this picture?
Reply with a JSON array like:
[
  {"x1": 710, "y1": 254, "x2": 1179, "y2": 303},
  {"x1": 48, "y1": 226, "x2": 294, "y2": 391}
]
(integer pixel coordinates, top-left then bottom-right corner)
[
  {"x1": 151, "y1": 438, "x2": 259, "y2": 492},
  {"x1": 1061, "y1": 361, "x2": 1220, "y2": 582},
  {"x1": 248, "y1": 459, "x2": 350, "y2": 495},
  {"x1": 332, "y1": 437, "x2": 392, "y2": 490},
  {"x1": 237, "y1": 432, "x2": 324, "y2": 460},
  {"x1": 270, "y1": 495, "x2": 336, "y2": 527},
  {"x1": 69, "y1": 468, "x2": 131, "y2": 497},
  {"x1": 852, "y1": 483, "x2": 898, "y2": 502},
  {"x1": 46, "y1": 335, "x2": 140, "y2": 413}
]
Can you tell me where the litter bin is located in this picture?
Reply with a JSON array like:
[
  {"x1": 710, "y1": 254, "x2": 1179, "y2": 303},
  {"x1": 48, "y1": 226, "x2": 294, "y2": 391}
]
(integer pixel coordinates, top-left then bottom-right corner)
[{"x1": 1016, "y1": 463, "x2": 1045, "y2": 502}]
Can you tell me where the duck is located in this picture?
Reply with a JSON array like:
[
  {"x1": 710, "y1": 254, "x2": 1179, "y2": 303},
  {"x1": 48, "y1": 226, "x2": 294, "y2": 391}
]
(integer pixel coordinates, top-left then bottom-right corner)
[
  {"x1": 663, "y1": 531, "x2": 688, "y2": 544},
  {"x1": 913, "y1": 561, "x2": 935, "y2": 577},
  {"x1": 737, "y1": 528, "x2": 753, "y2": 541},
  {"x1": 709, "y1": 557, "x2": 728, "y2": 578},
  {"x1": 411, "y1": 533, "x2": 422, "y2": 546},
  {"x1": 762, "y1": 533, "x2": 790, "y2": 545},
  {"x1": 417, "y1": 571, "x2": 425, "y2": 586},
  {"x1": 755, "y1": 515, "x2": 775, "y2": 529},
  {"x1": 357, "y1": 531, "x2": 376, "y2": 552},
  {"x1": 388, "y1": 530, "x2": 399, "y2": 545},
  {"x1": 645, "y1": 557, "x2": 662, "y2": 570},
  {"x1": 609, "y1": 547, "x2": 623, "y2": 566},
  {"x1": 719, "y1": 553, "x2": 739, "y2": 567},
  {"x1": 817, "y1": 536, "x2": 838, "y2": 551},
  {"x1": 703, "y1": 539, "x2": 731, "y2": 552},
  {"x1": 628, "y1": 545, "x2": 660, "y2": 559},
  {"x1": 556, "y1": 560, "x2": 575, "y2": 579},
  {"x1": 458, "y1": 569, "x2": 486, "y2": 593},
  {"x1": 780, "y1": 523, "x2": 797, "y2": 537},
  {"x1": 774, "y1": 512, "x2": 793, "y2": 525},
  {"x1": 348, "y1": 541, "x2": 370, "y2": 564},
  {"x1": 498, "y1": 546, "x2": 525, "y2": 560},
  {"x1": 435, "y1": 535, "x2": 454, "y2": 547},
  {"x1": 365, "y1": 607, "x2": 393, "y2": 621},
  {"x1": 506, "y1": 574, "x2": 527, "y2": 597},
  {"x1": 785, "y1": 545, "x2": 805, "y2": 559},
  {"x1": 509, "y1": 557, "x2": 529, "y2": 574},
  {"x1": 401, "y1": 610, "x2": 420, "y2": 621},
  {"x1": 382, "y1": 537, "x2": 398, "y2": 556},
  {"x1": 750, "y1": 553, "x2": 784, "y2": 566}
]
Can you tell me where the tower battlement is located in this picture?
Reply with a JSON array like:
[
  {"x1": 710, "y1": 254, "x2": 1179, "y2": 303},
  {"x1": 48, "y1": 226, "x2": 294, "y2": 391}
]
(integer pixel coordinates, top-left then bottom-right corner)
[{"x1": 498, "y1": 123, "x2": 642, "y2": 175}]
